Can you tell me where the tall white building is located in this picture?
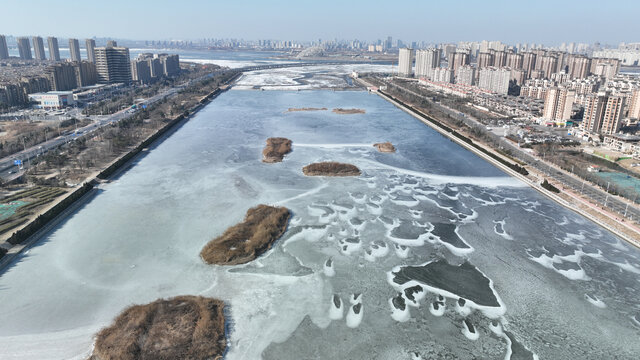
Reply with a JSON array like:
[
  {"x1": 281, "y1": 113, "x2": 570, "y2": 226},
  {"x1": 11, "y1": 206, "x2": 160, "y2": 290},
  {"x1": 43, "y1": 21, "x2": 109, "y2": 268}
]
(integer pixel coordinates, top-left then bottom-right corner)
[
  {"x1": 432, "y1": 67, "x2": 453, "y2": 83},
  {"x1": 69, "y1": 38, "x2": 81, "y2": 62},
  {"x1": 47, "y1": 37, "x2": 60, "y2": 61},
  {"x1": 398, "y1": 48, "x2": 414, "y2": 77},
  {"x1": 478, "y1": 67, "x2": 511, "y2": 94},
  {"x1": 542, "y1": 87, "x2": 575, "y2": 122},
  {"x1": 415, "y1": 48, "x2": 441, "y2": 78},
  {"x1": 455, "y1": 65, "x2": 475, "y2": 86},
  {"x1": 32, "y1": 36, "x2": 46, "y2": 60},
  {"x1": 0, "y1": 35, "x2": 8, "y2": 59}
]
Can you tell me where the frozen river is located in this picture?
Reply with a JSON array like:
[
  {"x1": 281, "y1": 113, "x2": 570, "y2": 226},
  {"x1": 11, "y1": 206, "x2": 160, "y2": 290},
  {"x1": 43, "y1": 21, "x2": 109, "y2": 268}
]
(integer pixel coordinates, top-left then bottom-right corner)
[{"x1": 0, "y1": 88, "x2": 639, "y2": 359}]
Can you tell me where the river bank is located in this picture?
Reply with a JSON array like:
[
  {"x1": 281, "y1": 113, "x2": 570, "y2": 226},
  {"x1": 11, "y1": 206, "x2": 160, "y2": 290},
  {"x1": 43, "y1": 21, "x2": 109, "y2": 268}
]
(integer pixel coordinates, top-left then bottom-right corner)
[
  {"x1": 0, "y1": 74, "x2": 239, "y2": 271},
  {"x1": 354, "y1": 77, "x2": 640, "y2": 248}
]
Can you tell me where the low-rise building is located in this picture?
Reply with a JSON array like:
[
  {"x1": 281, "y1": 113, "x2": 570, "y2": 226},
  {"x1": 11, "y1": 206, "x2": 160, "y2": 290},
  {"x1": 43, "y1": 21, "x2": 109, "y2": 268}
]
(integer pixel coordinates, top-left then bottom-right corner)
[{"x1": 28, "y1": 91, "x2": 75, "y2": 109}]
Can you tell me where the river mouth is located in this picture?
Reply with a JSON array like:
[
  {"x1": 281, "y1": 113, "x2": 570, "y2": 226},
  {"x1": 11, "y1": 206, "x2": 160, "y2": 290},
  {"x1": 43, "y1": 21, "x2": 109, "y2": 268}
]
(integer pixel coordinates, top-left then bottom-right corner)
[{"x1": 0, "y1": 88, "x2": 639, "y2": 360}]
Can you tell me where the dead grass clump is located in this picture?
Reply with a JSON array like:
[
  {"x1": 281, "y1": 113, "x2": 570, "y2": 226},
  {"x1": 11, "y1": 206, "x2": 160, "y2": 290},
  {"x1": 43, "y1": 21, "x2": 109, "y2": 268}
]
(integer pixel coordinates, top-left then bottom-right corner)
[
  {"x1": 262, "y1": 137, "x2": 292, "y2": 163},
  {"x1": 302, "y1": 162, "x2": 361, "y2": 177},
  {"x1": 91, "y1": 296, "x2": 226, "y2": 360},
  {"x1": 332, "y1": 108, "x2": 365, "y2": 114},
  {"x1": 200, "y1": 205, "x2": 290, "y2": 265},
  {"x1": 374, "y1": 142, "x2": 396, "y2": 153}
]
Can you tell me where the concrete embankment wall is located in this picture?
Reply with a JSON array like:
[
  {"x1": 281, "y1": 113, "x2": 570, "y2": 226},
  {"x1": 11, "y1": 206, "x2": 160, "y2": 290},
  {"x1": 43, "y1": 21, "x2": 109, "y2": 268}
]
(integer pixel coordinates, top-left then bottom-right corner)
[{"x1": 0, "y1": 83, "x2": 233, "y2": 270}]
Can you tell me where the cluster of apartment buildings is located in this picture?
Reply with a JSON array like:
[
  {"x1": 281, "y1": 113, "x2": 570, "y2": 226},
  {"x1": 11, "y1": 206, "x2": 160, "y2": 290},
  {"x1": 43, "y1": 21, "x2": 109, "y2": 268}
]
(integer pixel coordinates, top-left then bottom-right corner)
[
  {"x1": 397, "y1": 41, "x2": 640, "y2": 140},
  {"x1": 0, "y1": 35, "x2": 179, "y2": 109}
]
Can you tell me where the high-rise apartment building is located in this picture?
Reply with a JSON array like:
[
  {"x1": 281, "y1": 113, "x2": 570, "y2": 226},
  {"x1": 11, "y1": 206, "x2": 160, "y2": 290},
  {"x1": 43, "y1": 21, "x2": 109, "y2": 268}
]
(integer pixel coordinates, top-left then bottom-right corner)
[
  {"x1": 493, "y1": 50, "x2": 508, "y2": 68},
  {"x1": 161, "y1": 54, "x2": 180, "y2": 76},
  {"x1": 478, "y1": 67, "x2": 511, "y2": 94},
  {"x1": 541, "y1": 55, "x2": 558, "y2": 79},
  {"x1": 448, "y1": 49, "x2": 470, "y2": 75},
  {"x1": 17, "y1": 37, "x2": 32, "y2": 60},
  {"x1": 47, "y1": 37, "x2": 60, "y2": 61},
  {"x1": 582, "y1": 92, "x2": 626, "y2": 135},
  {"x1": 601, "y1": 95, "x2": 626, "y2": 135},
  {"x1": 131, "y1": 59, "x2": 152, "y2": 84},
  {"x1": 522, "y1": 52, "x2": 537, "y2": 76},
  {"x1": 69, "y1": 38, "x2": 81, "y2": 61},
  {"x1": 86, "y1": 39, "x2": 96, "y2": 63},
  {"x1": 415, "y1": 49, "x2": 441, "y2": 78},
  {"x1": 627, "y1": 88, "x2": 640, "y2": 119},
  {"x1": 46, "y1": 63, "x2": 78, "y2": 91},
  {"x1": 94, "y1": 45, "x2": 132, "y2": 84},
  {"x1": 542, "y1": 87, "x2": 575, "y2": 122},
  {"x1": 568, "y1": 55, "x2": 591, "y2": 79},
  {"x1": 398, "y1": 48, "x2": 414, "y2": 77},
  {"x1": 477, "y1": 52, "x2": 494, "y2": 69},
  {"x1": 32, "y1": 36, "x2": 46, "y2": 60},
  {"x1": 432, "y1": 67, "x2": 454, "y2": 83},
  {"x1": 506, "y1": 53, "x2": 523, "y2": 69},
  {"x1": 455, "y1": 65, "x2": 475, "y2": 86},
  {"x1": 0, "y1": 35, "x2": 9, "y2": 59}
]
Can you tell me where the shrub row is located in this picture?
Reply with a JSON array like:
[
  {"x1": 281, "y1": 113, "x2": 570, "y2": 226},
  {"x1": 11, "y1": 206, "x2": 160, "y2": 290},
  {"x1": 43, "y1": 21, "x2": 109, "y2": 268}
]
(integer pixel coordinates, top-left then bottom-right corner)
[
  {"x1": 542, "y1": 179, "x2": 561, "y2": 193},
  {"x1": 380, "y1": 91, "x2": 529, "y2": 176}
]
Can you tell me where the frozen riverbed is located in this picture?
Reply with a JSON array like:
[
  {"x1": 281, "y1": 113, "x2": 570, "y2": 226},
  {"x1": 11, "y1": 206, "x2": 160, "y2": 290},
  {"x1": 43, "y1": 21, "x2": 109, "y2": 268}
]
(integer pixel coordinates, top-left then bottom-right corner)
[{"x1": 0, "y1": 90, "x2": 639, "y2": 359}]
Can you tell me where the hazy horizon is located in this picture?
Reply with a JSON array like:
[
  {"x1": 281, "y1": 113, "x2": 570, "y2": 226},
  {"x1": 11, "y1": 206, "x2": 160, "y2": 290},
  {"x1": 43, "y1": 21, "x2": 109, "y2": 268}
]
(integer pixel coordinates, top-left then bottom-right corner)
[{"x1": 0, "y1": 0, "x2": 638, "y2": 46}]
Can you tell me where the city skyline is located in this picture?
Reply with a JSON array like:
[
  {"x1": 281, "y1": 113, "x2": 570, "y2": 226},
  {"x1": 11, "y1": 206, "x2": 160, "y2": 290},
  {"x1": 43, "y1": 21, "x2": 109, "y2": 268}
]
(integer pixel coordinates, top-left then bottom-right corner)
[{"x1": 0, "y1": 0, "x2": 638, "y2": 45}]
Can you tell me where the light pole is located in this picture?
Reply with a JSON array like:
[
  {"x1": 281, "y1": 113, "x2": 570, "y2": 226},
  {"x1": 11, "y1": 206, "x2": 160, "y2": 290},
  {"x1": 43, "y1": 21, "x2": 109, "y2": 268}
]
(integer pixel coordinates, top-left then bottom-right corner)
[
  {"x1": 624, "y1": 202, "x2": 629, "y2": 218},
  {"x1": 606, "y1": 182, "x2": 610, "y2": 193}
]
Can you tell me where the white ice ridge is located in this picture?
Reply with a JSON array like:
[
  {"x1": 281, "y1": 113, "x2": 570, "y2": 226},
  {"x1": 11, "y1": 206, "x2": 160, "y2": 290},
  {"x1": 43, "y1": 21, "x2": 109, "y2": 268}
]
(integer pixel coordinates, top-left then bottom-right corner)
[
  {"x1": 357, "y1": 159, "x2": 527, "y2": 188},
  {"x1": 275, "y1": 183, "x2": 330, "y2": 205},
  {"x1": 293, "y1": 143, "x2": 375, "y2": 149},
  {"x1": 323, "y1": 258, "x2": 335, "y2": 277},
  {"x1": 584, "y1": 294, "x2": 607, "y2": 308},
  {"x1": 329, "y1": 294, "x2": 344, "y2": 320},
  {"x1": 461, "y1": 319, "x2": 479, "y2": 341},
  {"x1": 346, "y1": 301, "x2": 363, "y2": 328}
]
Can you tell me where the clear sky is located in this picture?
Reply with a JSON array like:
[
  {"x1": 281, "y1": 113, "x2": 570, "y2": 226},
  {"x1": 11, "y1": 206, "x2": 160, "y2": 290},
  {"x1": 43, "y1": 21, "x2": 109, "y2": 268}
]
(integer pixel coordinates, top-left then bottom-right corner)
[{"x1": 0, "y1": 0, "x2": 637, "y2": 45}]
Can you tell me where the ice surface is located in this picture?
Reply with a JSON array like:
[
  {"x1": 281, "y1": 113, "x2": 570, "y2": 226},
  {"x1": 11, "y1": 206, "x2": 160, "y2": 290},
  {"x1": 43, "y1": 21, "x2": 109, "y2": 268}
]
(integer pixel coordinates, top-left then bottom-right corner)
[{"x1": 0, "y1": 88, "x2": 638, "y2": 360}]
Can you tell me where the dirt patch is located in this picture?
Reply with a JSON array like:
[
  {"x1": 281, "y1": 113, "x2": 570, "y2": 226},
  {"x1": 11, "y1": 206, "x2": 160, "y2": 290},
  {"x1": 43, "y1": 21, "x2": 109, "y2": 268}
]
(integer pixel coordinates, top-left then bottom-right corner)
[
  {"x1": 332, "y1": 108, "x2": 365, "y2": 114},
  {"x1": 286, "y1": 107, "x2": 327, "y2": 112},
  {"x1": 201, "y1": 205, "x2": 290, "y2": 265},
  {"x1": 90, "y1": 296, "x2": 226, "y2": 360},
  {"x1": 374, "y1": 142, "x2": 396, "y2": 153},
  {"x1": 262, "y1": 137, "x2": 292, "y2": 163},
  {"x1": 302, "y1": 162, "x2": 361, "y2": 176}
]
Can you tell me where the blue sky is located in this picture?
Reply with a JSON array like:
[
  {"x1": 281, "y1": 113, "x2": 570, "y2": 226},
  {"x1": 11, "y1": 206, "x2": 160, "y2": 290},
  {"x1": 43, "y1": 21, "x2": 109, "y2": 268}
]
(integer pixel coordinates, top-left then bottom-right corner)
[{"x1": 0, "y1": 0, "x2": 637, "y2": 45}]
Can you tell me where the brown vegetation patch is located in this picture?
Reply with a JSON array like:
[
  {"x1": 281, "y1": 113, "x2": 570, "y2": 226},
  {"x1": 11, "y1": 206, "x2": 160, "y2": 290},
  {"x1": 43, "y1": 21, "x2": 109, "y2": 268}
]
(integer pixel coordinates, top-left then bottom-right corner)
[
  {"x1": 302, "y1": 162, "x2": 361, "y2": 176},
  {"x1": 91, "y1": 296, "x2": 226, "y2": 360},
  {"x1": 286, "y1": 107, "x2": 327, "y2": 112},
  {"x1": 332, "y1": 108, "x2": 365, "y2": 114},
  {"x1": 201, "y1": 205, "x2": 290, "y2": 265},
  {"x1": 262, "y1": 137, "x2": 292, "y2": 163},
  {"x1": 374, "y1": 142, "x2": 396, "y2": 153}
]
